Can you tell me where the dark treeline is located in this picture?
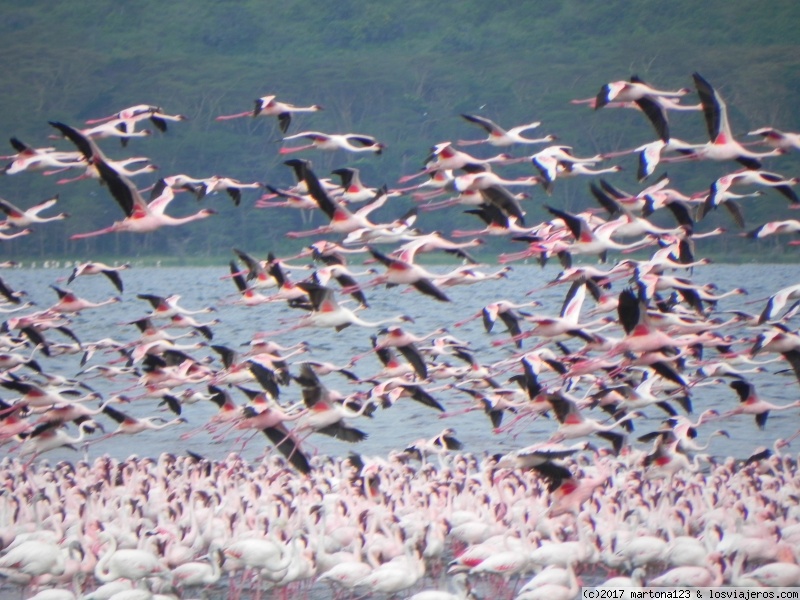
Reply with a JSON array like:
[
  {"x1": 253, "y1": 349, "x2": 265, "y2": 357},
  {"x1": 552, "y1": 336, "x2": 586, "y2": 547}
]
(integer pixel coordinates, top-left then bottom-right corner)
[{"x1": 1, "y1": 1, "x2": 799, "y2": 262}]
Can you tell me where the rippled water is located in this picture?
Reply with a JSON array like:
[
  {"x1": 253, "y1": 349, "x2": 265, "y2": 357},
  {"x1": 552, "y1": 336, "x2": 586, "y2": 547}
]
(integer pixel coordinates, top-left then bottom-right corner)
[
  {"x1": 2, "y1": 260, "x2": 798, "y2": 465},
  {"x1": 0, "y1": 261, "x2": 799, "y2": 599}
]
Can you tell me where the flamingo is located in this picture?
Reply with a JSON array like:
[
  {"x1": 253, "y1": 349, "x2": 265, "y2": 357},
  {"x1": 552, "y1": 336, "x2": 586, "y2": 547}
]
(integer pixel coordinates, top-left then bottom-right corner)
[
  {"x1": 741, "y1": 559, "x2": 800, "y2": 586},
  {"x1": 92, "y1": 405, "x2": 187, "y2": 443},
  {"x1": 0, "y1": 195, "x2": 68, "y2": 228},
  {"x1": 191, "y1": 175, "x2": 263, "y2": 206},
  {"x1": 398, "y1": 142, "x2": 511, "y2": 182},
  {"x1": 648, "y1": 557, "x2": 724, "y2": 587},
  {"x1": 280, "y1": 131, "x2": 385, "y2": 154},
  {"x1": 672, "y1": 73, "x2": 785, "y2": 169},
  {"x1": 136, "y1": 292, "x2": 216, "y2": 319},
  {"x1": 49, "y1": 123, "x2": 216, "y2": 238},
  {"x1": 530, "y1": 145, "x2": 604, "y2": 192},
  {"x1": 515, "y1": 562, "x2": 579, "y2": 600},
  {"x1": 747, "y1": 218, "x2": 800, "y2": 239},
  {"x1": 0, "y1": 538, "x2": 81, "y2": 581},
  {"x1": 547, "y1": 392, "x2": 639, "y2": 454},
  {"x1": 54, "y1": 119, "x2": 152, "y2": 147},
  {"x1": 228, "y1": 248, "x2": 280, "y2": 289},
  {"x1": 226, "y1": 260, "x2": 273, "y2": 306},
  {"x1": 292, "y1": 363, "x2": 371, "y2": 443},
  {"x1": 67, "y1": 262, "x2": 129, "y2": 293},
  {"x1": 595, "y1": 75, "x2": 691, "y2": 106},
  {"x1": 284, "y1": 162, "x2": 394, "y2": 238},
  {"x1": 51, "y1": 155, "x2": 157, "y2": 184},
  {"x1": 84, "y1": 104, "x2": 187, "y2": 133},
  {"x1": 595, "y1": 75, "x2": 691, "y2": 141},
  {"x1": 708, "y1": 169, "x2": 799, "y2": 207},
  {"x1": 331, "y1": 166, "x2": 386, "y2": 203},
  {"x1": 94, "y1": 531, "x2": 170, "y2": 584},
  {"x1": 215, "y1": 94, "x2": 322, "y2": 132},
  {"x1": 405, "y1": 572, "x2": 472, "y2": 600},
  {"x1": 747, "y1": 126, "x2": 800, "y2": 151},
  {"x1": 458, "y1": 113, "x2": 555, "y2": 146},
  {"x1": 3, "y1": 137, "x2": 84, "y2": 175},
  {"x1": 721, "y1": 379, "x2": 800, "y2": 429},
  {"x1": 169, "y1": 541, "x2": 224, "y2": 589},
  {"x1": 46, "y1": 285, "x2": 120, "y2": 314},
  {"x1": 757, "y1": 283, "x2": 800, "y2": 324},
  {"x1": 267, "y1": 281, "x2": 412, "y2": 333},
  {"x1": 534, "y1": 205, "x2": 654, "y2": 267},
  {"x1": 750, "y1": 326, "x2": 800, "y2": 383},
  {"x1": 15, "y1": 420, "x2": 101, "y2": 464},
  {"x1": 0, "y1": 194, "x2": 69, "y2": 234},
  {"x1": 367, "y1": 246, "x2": 451, "y2": 302}
]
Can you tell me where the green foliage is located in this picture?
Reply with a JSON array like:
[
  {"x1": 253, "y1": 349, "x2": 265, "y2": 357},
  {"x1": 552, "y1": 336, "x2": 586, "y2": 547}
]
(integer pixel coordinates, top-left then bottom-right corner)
[{"x1": 1, "y1": 0, "x2": 799, "y2": 262}]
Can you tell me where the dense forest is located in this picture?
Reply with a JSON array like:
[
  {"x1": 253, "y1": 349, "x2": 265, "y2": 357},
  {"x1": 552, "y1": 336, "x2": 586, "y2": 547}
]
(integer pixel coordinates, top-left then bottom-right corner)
[{"x1": 1, "y1": 0, "x2": 799, "y2": 263}]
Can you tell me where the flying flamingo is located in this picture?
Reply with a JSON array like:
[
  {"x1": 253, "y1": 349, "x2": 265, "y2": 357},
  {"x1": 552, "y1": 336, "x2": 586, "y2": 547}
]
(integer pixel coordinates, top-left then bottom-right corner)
[
  {"x1": 529, "y1": 145, "x2": 605, "y2": 192},
  {"x1": 366, "y1": 246, "x2": 451, "y2": 302},
  {"x1": 747, "y1": 219, "x2": 800, "y2": 240},
  {"x1": 67, "y1": 261, "x2": 129, "y2": 293},
  {"x1": 264, "y1": 281, "x2": 413, "y2": 334},
  {"x1": 49, "y1": 122, "x2": 216, "y2": 239},
  {"x1": 747, "y1": 126, "x2": 800, "y2": 151},
  {"x1": 92, "y1": 405, "x2": 187, "y2": 443},
  {"x1": 2, "y1": 137, "x2": 84, "y2": 175},
  {"x1": 398, "y1": 142, "x2": 512, "y2": 183},
  {"x1": 756, "y1": 283, "x2": 800, "y2": 324},
  {"x1": 136, "y1": 293, "x2": 216, "y2": 320},
  {"x1": 190, "y1": 175, "x2": 263, "y2": 206},
  {"x1": 284, "y1": 162, "x2": 393, "y2": 238},
  {"x1": 16, "y1": 420, "x2": 101, "y2": 464},
  {"x1": 84, "y1": 104, "x2": 187, "y2": 133},
  {"x1": 671, "y1": 73, "x2": 785, "y2": 169},
  {"x1": 331, "y1": 167, "x2": 386, "y2": 204},
  {"x1": 595, "y1": 75, "x2": 691, "y2": 141},
  {"x1": 215, "y1": 94, "x2": 322, "y2": 132},
  {"x1": 546, "y1": 392, "x2": 640, "y2": 454},
  {"x1": 458, "y1": 113, "x2": 555, "y2": 146},
  {"x1": 280, "y1": 131, "x2": 385, "y2": 154},
  {"x1": 51, "y1": 155, "x2": 156, "y2": 184},
  {"x1": 292, "y1": 363, "x2": 370, "y2": 443},
  {"x1": 46, "y1": 285, "x2": 121, "y2": 314},
  {"x1": 0, "y1": 196, "x2": 69, "y2": 228},
  {"x1": 51, "y1": 118, "x2": 152, "y2": 147},
  {"x1": 721, "y1": 379, "x2": 800, "y2": 429}
]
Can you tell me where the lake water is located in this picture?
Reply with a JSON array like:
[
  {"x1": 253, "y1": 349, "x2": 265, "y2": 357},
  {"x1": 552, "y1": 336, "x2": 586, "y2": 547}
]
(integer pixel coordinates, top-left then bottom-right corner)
[
  {"x1": 2, "y1": 260, "x2": 798, "y2": 465},
  {"x1": 0, "y1": 260, "x2": 799, "y2": 598}
]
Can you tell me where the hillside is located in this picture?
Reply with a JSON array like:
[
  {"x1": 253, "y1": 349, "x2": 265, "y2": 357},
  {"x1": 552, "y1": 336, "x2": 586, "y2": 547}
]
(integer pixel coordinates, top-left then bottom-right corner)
[{"x1": 1, "y1": 0, "x2": 799, "y2": 261}]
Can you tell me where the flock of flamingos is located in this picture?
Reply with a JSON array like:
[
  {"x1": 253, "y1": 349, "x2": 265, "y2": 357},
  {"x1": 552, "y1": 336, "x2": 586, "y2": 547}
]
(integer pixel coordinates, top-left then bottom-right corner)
[{"x1": 0, "y1": 71, "x2": 799, "y2": 599}]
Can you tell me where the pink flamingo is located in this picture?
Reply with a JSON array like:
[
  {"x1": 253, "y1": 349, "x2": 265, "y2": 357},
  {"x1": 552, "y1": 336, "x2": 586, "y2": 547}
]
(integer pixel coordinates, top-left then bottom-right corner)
[
  {"x1": 215, "y1": 94, "x2": 322, "y2": 132},
  {"x1": 49, "y1": 122, "x2": 216, "y2": 239},
  {"x1": 458, "y1": 113, "x2": 555, "y2": 147},
  {"x1": 280, "y1": 131, "x2": 385, "y2": 154}
]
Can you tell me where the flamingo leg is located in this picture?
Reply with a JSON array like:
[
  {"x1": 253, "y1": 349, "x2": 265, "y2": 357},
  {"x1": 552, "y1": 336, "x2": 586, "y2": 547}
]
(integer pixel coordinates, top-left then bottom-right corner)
[
  {"x1": 70, "y1": 225, "x2": 120, "y2": 240},
  {"x1": 278, "y1": 145, "x2": 315, "y2": 155},
  {"x1": 215, "y1": 112, "x2": 253, "y2": 121}
]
